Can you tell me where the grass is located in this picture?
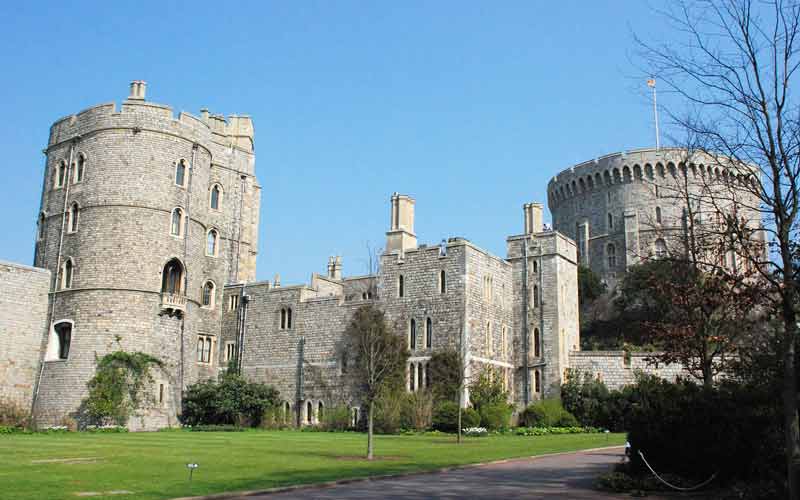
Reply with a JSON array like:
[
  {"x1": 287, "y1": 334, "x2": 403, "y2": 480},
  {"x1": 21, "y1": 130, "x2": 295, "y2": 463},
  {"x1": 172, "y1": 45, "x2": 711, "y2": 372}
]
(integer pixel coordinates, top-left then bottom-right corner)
[{"x1": 0, "y1": 430, "x2": 625, "y2": 500}]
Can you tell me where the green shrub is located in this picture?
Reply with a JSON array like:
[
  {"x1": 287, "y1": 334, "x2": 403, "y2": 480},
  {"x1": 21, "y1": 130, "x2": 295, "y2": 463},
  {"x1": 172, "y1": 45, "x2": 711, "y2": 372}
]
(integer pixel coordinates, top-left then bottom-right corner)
[
  {"x1": 478, "y1": 402, "x2": 512, "y2": 430},
  {"x1": 462, "y1": 407, "x2": 480, "y2": 429},
  {"x1": 373, "y1": 384, "x2": 404, "y2": 434},
  {"x1": 400, "y1": 391, "x2": 433, "y2": 431},
  {"x1": 625, "y1": 378, "x2": 781, "y2": 483},
  {"x1": 320, "y1": 405, "x2": 351, "y2": 431},
  {"x1": 0, "y1": 399, "x2": 31, "y2": 429},
  {"x1": 520, "y1": 399, "x2": 577, "y2": 428},
  {"x1": 180, "y1": 372, "x2": 280, "y2": 427}
]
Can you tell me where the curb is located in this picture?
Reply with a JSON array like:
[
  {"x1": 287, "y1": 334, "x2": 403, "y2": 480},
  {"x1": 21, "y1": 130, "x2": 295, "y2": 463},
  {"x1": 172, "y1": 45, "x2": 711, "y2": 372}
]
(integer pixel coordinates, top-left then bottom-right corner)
[{"x1": 171, "y1": 445, "x2": 625, "y2": 500}]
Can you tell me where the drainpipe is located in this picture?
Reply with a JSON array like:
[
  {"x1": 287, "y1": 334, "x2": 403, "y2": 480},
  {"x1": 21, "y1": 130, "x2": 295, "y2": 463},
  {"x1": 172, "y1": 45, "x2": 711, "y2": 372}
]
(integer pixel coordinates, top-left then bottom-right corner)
[
  {"x1": 236, "y1": 288, "x2": 249, "y2": 374},
  {"x1": 521, "y1": 239, "x2": 530, "y2": 406},
  {"x1": 31, "y1": 138, "x2": 77, "y2": 419}
]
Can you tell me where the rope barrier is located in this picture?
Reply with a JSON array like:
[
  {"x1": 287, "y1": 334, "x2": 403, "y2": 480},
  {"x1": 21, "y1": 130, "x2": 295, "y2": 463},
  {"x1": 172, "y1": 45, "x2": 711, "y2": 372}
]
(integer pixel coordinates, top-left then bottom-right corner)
[{"x1": 637, "y1": 450, "x2": 718, "y2": 492}]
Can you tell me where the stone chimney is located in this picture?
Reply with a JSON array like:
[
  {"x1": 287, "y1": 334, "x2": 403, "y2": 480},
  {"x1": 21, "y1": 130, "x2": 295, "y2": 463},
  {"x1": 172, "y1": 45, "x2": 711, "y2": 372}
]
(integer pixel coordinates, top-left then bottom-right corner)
[
  {"x1": 333, "y1": 256, "x2": 342, "y2": 280},
  {"x1": 523, "y1": 202, "x2": 543, "y2": 234},
  {"x1": 273, "y1": 273, "x2": 281, "y2": 288},
  {"x1": 128, "y1": 80, "x2": 147, "y2": 101},
  {"x1": 385, "y1": 193, "x2": 417, "y2": 254}
]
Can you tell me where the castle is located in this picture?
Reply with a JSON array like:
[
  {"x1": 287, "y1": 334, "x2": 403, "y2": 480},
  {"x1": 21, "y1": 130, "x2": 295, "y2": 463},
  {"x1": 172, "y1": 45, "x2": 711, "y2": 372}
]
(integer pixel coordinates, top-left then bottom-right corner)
[{"x1": 0, "y1": 83, "x2": 757, "y2": 429}]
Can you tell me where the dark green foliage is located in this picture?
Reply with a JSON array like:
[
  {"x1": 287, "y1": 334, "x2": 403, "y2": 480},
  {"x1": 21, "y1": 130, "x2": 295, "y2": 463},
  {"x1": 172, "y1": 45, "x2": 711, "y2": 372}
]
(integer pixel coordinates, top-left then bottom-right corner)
[
  {"x1": 320, "y1": 405, "x2": 352, "y2": 431},
  {"x1": 468, "y1": 368, "x2": 507, "y2": 412},
  {"x1": 561, "y1": 369, "x2": 622, "y2": 430},
  {"x1": 431, "y1": 401, "x2": 480, "y2": 433},
  {"x1": 519, "y1": 399, "x2": 578, "y2": 428},
  {"x1": 478, "y1": 402, "x2": 513, "y2": 430},
  {"x1": 426, "y1": 349, "x2": 463, "y2": 402},
  {"x1": 625, "y1": 377, "x2": 781, "y2": 483},
  {"x1": 180, "y1": 372, "x2": 280, "y2": 427},
  {"x1": 83, "y1": 351, "x2": 163, "y2": 426},
  {"x1": 372, "y1": 383, "x2": 405, "y2": 434},
  {"x1": 578, "y1": 265, "x2": 606, "y2": 305}
]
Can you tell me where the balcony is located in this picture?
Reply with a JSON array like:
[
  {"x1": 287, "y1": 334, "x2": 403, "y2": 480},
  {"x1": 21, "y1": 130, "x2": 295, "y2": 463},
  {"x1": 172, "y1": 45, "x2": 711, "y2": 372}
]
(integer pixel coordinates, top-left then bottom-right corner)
[{"x1": 161, "y1": 293, "x2": 186, "y2": 315}]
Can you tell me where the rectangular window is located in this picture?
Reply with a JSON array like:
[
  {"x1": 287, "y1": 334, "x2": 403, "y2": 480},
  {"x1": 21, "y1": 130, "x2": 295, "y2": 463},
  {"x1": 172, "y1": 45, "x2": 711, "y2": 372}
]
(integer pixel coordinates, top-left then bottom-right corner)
[
  {"x1": 159, "y1": 384, "x2": 164, "y2": 404},
  {"x1": 197, "y1": 335, "x2": 213, "y2": 364},
  {"x1": 229, "y1": 294, "x2": 239, "y2": 311},
  {"x1": 225, "y1": 342, "x2": 236, "y2": 362}
]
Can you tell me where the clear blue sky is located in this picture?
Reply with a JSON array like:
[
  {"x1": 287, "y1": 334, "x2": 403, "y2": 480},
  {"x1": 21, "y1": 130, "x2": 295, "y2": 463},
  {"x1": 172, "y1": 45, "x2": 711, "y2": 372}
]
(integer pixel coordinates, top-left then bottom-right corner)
[{"x1": 0, "y1": 1, "x2": 677, "y2": 284}]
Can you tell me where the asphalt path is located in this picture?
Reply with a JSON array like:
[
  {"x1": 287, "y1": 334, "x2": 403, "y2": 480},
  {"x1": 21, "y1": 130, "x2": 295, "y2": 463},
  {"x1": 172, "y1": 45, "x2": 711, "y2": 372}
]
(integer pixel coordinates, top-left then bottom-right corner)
[{"x1": 236, "y1": 446, "x2": 660, "y2": 499}]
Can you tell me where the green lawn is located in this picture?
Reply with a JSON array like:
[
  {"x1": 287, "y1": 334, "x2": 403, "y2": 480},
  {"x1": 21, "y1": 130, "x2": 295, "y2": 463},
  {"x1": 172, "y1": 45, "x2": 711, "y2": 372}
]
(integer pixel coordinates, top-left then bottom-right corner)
[{"x1": 0, "y1": 430, "x2": 625, "y2": 500}]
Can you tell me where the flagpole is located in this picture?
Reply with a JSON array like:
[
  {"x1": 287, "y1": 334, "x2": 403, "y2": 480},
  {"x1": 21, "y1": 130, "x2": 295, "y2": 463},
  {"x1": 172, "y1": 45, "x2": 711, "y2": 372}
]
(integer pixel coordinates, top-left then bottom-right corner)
[{"x1": 650, "y1": 78, "x2": 660, "y2": 150}]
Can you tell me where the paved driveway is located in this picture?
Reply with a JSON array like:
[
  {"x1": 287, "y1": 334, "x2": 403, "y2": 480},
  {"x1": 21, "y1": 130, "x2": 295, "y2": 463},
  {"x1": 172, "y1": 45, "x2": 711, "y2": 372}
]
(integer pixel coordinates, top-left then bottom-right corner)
[{"x1": 236, "y1": 447, "x2": 655, "y2": 499}]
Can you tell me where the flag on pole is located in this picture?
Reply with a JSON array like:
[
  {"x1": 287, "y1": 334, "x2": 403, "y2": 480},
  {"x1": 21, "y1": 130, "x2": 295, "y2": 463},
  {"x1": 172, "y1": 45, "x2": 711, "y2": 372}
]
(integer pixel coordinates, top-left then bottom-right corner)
[{"x1": 647, "y1": 78, "x2": 656, "y2": 88}]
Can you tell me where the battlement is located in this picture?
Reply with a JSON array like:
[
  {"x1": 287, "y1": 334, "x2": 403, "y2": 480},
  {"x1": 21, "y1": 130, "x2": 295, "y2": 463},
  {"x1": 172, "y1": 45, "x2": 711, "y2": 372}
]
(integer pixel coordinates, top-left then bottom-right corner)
[{"x1": 48, "y1": 81, "x2": 254, "y2": 152}]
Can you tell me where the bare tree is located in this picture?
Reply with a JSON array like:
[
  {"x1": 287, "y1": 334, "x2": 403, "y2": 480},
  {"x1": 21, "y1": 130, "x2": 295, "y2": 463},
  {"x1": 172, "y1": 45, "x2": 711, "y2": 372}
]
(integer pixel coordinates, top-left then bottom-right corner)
[
  {"x1": 638, "y1": 2, "x2": 800, "y2": 496},
  {"x1": 343, "y1": 304, "x2": 408, "y2": 459}
]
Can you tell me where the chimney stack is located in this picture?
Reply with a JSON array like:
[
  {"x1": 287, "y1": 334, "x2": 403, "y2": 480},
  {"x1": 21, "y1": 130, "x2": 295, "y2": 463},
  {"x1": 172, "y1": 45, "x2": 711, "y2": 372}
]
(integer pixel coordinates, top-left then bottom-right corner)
[
  {"x1": 523, "y1": 203, "x2": 543, "y2": 234},
  {"x1": 386, "y1": 193, "x2": 417, "y2": 254},
  {"x1": 333, "y1": 256, "x2": 342, "y2": 280},
  {"x1": 128, "y1": 80, "x2": 147, "y2": 101}
]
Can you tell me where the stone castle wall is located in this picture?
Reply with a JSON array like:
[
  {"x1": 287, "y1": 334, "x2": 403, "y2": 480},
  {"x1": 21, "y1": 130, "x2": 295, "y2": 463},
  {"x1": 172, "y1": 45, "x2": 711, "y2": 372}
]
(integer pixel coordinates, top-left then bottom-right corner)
[
  {"x1": 547, "y1": 147, "x2": 763, "y2": 288},
  {"x1": 0, "y1": 261, "x2": 50, "y2": 411},
  {"x1": 568, "y1": 351, "x2": 689, "y2": 390},
  {"x1": 29, "y1": 83, "x2": 259, "y2": 427}
]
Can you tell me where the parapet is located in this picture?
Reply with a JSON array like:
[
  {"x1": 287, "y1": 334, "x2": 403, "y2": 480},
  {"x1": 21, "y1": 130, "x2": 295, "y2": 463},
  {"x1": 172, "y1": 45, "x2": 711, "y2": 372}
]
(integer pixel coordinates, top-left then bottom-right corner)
[{"x1": 48, "y1": 81, "x2": 254, "y2": 153}]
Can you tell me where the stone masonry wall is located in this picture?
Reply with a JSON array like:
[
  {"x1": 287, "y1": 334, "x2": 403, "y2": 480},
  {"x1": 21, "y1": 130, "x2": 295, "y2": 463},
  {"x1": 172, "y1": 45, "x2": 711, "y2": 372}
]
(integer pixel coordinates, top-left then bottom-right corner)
[
  {"x1": 568, "y1": 351, "x2": 689, "y2": 390},
  {"x1": 0, "y1": 261, "x2": 50, "y2": 411}
]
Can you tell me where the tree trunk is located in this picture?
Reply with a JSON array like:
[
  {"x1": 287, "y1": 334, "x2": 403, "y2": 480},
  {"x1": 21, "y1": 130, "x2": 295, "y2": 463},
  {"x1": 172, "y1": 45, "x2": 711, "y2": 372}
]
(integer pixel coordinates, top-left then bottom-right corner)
[
  {"x1": 367, "y1": 401, "x2": 374, "y2": 460},
  {"x1": 457, "y1": 404, "x2": 462, "y2": 444},
  {"x1": 782, "y1": 297, "x2": 799, "y2": 500}
]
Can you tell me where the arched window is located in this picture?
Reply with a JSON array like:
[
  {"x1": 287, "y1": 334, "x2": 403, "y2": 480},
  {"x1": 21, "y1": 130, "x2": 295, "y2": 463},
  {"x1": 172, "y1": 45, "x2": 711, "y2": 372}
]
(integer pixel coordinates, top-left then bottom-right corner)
[
  {"x1": 74, "y1": 154, "x2": 86, "y2": 183},
  {"x1": 202, "y1": 281, "x2": 215, "y2": 308},
  {"x1": 37, "y1": 212, "x2": 45, "y2": 240},
  {"x1": 206, "y1": 229, "x2": 218, "y2": 257},
  {"x1": 655, "y1": 206, "x2": 662, "y2": 224},
  {"x1": 284, "y1": 401, "x2": 291, "y2": 424},
  {"x1": 607, "y1": 243, "x2": 616, "y2": 268},
  {"x1": 645, "y1": 164, "x2": 654, "y2": 180},
  {"x1": 533, "y1": 285, "x2": 539, "y2": 308},
  {"x1": 439, "y1": 270, "x2": 446, "y2": 294},
  {"x1": 171, "y1": 208, "x2": 183, "y2": 236},
  {"x1": 280, "y1": 308, "x2": 286, "y2": 329},
  {"x1": 306, "y1": 401, "x2": 313, "y2": 424},
  {"x1": 417, "y1": 364, "x2": 424, "y2": 389},
  {"x1": 533, "y1": 260, "x2": 538, "y2": 273},
  {"x1": 409, "y1": 319, "x2": 416, "y2": 349},
  {"x1": 61, "y1": 258, "x2": 73, "y2": 289},
  {"x1": 654, "y1": 239, "x2": 667, "y2": 259},
  {"x1": 175, "y1": 160, "x2": 187, "y2": 187},
  {"x1": 607, "y1": 213, "x2": 613, "y2": 230},
  {"x1": 533, "y1": 328, "x2": 541, "y2": 357},
  {"x1": 426, "y1": 317, "x2": 432, "y2": 348},
  {"x1": 50, "y1": 321, "x2": 72, "y2": 361},
  {"x1": 210, "y1": 184, "x2": 222, "y2": 210},
  {"x1": 161, "y1": 259, "x2": 184, "y2": 295},
  {"x1": 55, "y1": 161, "x2": 66, "y2": 188},
  {"x1": 398, "y1": 274, "x2": 404, "y2": 298},
  {"x1": 196, "y1": 336, "x2": 213, "y2": 363},
  {"x1": 317, "y1": 401, "x2": 324, "y2": 422},
  {"x1": 534, "y1": 370, "x2": 541, "y2": 393},
  {"x1": 657, "y1": 163, "x2": 665, "y2": 177},
  {"x1": 67, "y1": 203, "x2": 79, "y2": 233},
  {"x1": 408, "y1": 363, "x2": 415, "y2": 391}
]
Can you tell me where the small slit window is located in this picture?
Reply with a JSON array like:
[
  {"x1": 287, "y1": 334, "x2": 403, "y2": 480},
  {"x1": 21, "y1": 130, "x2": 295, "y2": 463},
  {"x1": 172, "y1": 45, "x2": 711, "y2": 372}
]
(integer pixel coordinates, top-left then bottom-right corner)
[
  {"x1": 210, "y1": 184, "x2": 222, "y2": 210},
  {"x1": 61, "y1": 258, "x2": 73, "y2": 290},
  {"x1": 425, "y1": 317, "x2": 432, "y2": 348},
  {"x1": 171, "y1": 208, "x2": 184, "y2": 237},
  {"x1": 74, "y1": 154, "x2": 86, "y2": 183},
  {"x1": 656, "y1": 206, "x2": 662, "y2": 224},
  {"x1": 206, "y1": 229, "x2": 219, "y2": 257},
  {"x1": 409, "y1": 319, "x2": 416, "y2": 349},
  {"x1": 439, "y1": 270, "x2": 446, "y2": 294},
  {"x1": 533, "y1": 328, "x2": 541, "y2": 357},
  {"x1": 175, "y1": 160, "x2": 187, "y2": 187},
  {"x1": 67, "y1": 203, "x2": 79, "y2": 233},
  {"x1": 55, "y1": 161, "x2": 66, "y2": 189},
  {"x1": 398, "y1": 274, "x2": 404, "y2": 298},
  {"x1": 202, "y1": 281, "x2": 215, "y2": 308}
]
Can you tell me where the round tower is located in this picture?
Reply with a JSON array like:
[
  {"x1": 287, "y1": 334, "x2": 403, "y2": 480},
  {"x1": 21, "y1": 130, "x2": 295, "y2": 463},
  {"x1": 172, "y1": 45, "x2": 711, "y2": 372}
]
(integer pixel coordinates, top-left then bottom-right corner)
[
  {"x1": 31, "y1": 82, "x2": 260, "y2": 429},
  {"x1": 547, "y1": 147, "x2": 762, "y2": 288}
]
